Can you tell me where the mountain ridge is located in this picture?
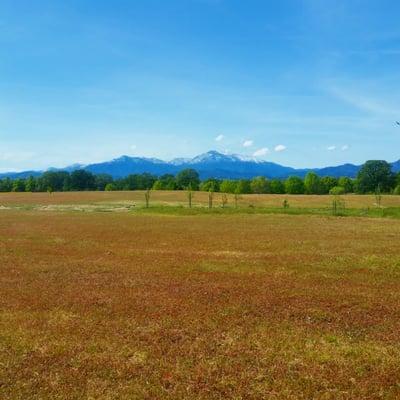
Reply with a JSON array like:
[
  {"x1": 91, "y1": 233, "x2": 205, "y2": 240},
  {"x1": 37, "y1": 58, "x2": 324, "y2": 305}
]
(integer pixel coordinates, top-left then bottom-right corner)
[{"x1": 1, "y1": 151, "x2": 399, "y2": 180}]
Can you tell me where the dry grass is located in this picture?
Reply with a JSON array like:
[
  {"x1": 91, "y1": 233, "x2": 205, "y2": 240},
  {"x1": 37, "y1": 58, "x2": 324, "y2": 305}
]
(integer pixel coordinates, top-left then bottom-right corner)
[
  {"x1": 1, "y1": 190, "x2": 400, "y2": 209},
  {"x1": 1, "y1": 203, "x2": 400, "y2": 398}
]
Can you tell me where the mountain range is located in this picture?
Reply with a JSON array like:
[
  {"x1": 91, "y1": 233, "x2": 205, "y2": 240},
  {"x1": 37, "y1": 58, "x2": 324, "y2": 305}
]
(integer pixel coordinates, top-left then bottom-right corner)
[{"x1": 1, "y1": 151, "x2": 399, "y2": 180}]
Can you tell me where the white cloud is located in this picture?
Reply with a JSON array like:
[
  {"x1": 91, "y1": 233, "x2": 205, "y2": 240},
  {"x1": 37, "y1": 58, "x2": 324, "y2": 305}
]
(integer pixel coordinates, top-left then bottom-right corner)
[
  {"x1": 253, "y1": 147, "x2": 269, "y2": 157},
  {"x1": 215, "y1": 134, "x2": 224, "y2": 142},
  {"x1": 327, "y1": 145, "x2": 336, "y2": 151},
  {"x1": 242, "y1": 140, "x2": 253, "y2": 147},
  {"x1": 341, "y1": 144, "x2": 349, "y2": 151},
  {"x1": 274, "y1": 144, "x2": 286, "y2": 152}
]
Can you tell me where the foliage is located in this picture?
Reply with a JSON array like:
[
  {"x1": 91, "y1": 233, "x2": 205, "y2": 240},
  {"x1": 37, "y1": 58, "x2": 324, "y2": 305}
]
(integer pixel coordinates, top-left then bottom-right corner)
[
  {"x1": 220, "y1": 179, "x2": 237, "y2": 194},
  {"x1": 105, "y1": 183, "x2": 117, "y2": 191},
  {"x1": 250, "y1": 176, "x2": 270, "y2": 194},
  {"x1": 94, "y1": 174, "x2": 113, "y2": 191},
  {"x1": 338, "y1": 176, "x2": 354, "y2": 193},
  {"x1": 320, "y1": 176, "x2": 338, "y2": 194},
  {"x1": 12, "y1": 179, "x2": 26, "y2": 192},
  {"x1": 70, "y1": 170, "x2": 96, "y2": 191},
  {"x1": 329, "y1": 186, "x2": 345, "y2": 195},
  {"x1": 200, "y1": 178, "x2": 221, "y2": 192},
  {"x1": 236, "y1": 179, "x2": 252, "y2": 194},
  {"x1": 270, "y1": 179, "x2": 285, "y2": 194},
  {"x1": 153, "y1": 174, "x2": 177, "y2": 190},
  {"x1": 0, "y1": 161, "x2": 397, "y2": 196},
  {"x1": 356, "y1": 160, "x2": 395, "y2": 193},
  {"x1": 285, "y1": 176, "x2": 304, "y2": 194},
  {"x1": 304, "y1": 172, "x2": 321, "y2": 194},
  {"x1": 175, "y1": 169, "x2": 200, "y2": 190}
]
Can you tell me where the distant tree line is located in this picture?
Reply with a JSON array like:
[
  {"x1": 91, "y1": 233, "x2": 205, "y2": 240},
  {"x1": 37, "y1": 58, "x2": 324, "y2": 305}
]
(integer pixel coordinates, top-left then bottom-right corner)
[{"x1": 1, "y1": 160, "x2": 399, "y2": 195}]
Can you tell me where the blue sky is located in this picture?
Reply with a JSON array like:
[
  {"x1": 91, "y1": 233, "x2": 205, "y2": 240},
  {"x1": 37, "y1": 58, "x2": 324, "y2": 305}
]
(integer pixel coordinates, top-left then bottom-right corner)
[{"x1": 1, "y1": 0, "x2": 400, "y2": 171}]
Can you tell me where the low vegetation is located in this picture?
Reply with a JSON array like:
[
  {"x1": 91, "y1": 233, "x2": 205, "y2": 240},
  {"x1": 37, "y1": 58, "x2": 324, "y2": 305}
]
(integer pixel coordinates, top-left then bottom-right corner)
[{"x1": 1, "y1": 205, "x2": 400, "y2": 399}]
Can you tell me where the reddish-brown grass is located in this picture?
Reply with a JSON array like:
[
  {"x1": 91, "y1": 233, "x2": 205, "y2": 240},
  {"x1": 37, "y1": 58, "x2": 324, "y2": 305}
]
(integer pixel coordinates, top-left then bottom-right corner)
[
  {"x1": 1, "y1": 206, "x2": 400, "y2": 399},
  {"x1": 1, "y1": 190, "x2": 400, "y2": 208}
]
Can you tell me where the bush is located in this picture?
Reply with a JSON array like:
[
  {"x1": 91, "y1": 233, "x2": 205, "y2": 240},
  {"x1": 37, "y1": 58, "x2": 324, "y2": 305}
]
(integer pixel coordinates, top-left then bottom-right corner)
[
  {"x1": 394, "y1": 185, "x2": 400, "y2": 195},
  {"x1": 105, "y1": 183, "x2": 117, "y2": 191},
  {"x1": 329, "y1": 186, "x2": 345, "y2": 195}
]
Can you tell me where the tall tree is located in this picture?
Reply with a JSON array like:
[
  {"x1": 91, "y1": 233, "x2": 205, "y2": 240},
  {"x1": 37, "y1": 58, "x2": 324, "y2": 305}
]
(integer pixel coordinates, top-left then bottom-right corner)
[
  {"x1": 320, "y1": 176, "x2": 338, "y2": 194},
  {"x1": 250, "y1": 176, "x2": 270, "y2": 194},
  {"x1": 285, "y1": 176, "x2": 304, "y2": 194},
  {"x1": 356, "y1": 160, "x2": 395, "y2": 193},
  {"x1": 70, "y1": 170, "x2": 96, "y2": 191},
  {"x1": 338, "y1": 176, "x2": 354, "y2": 193},
  {"x1": 175, "y1": 169, "x2": 200, "y2": 190},
  {"x1": 304, "y1": 172, "x2": 321, "y2": 194}
]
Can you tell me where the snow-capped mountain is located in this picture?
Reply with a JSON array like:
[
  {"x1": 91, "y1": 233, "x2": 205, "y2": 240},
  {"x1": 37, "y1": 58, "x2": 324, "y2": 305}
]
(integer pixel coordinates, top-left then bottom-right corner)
[{"x1": 1, "y1": 150, "x2": 399, "y2": 180}]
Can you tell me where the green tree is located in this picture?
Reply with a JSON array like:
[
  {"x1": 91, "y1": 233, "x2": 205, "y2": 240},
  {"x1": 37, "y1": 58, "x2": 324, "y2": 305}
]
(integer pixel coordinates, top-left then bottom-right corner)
[
  {"x1": 70, "y1": 170, "x2": 96, "y2": 191},
  {"x1": 175, "y1": 169, "x2": 200, "y2": 190},
  {"x1": 122, "y1": 173, "x2": 156, "y2": 190},
  {"x1": 250, "y1": 176, "x2": 270, "y2": 194},
  {"x1": 396, "y1": 172, "x2": 400, "y2": 187},
  {"x1": 356, "y1": 160, "x2": 395, "y2": 193},
  {"x1": 338, "y1": 176, "x2": 354, "y2": 193},
  {"x1": 236, "y1": 179, "x2": 251, "y2": 194},
  {"x1": 329, "y1": 186, "x2": 345, "y2": 195},
  {"x1": 105, "y1": 183, "x2": 117, "y2": 191},
  {"x1": 270, "y1": 179, "x2": 285, "y2": 194},
  {"x1": 0, "y1": 178, "x2": 12, "y2": 192},
  {"x1": 284, "y1": 176, "x2": 304, "y2": 194},
  {"x1": 304, "y1": 172, "x2": 321, "y2": 194},
  {"x1": 12, "y1": 179, "x2": 26, "y2": 192},
  {"x1": 152, "y1": 180, "x2": 163, "y2": 190},
  {"x1": 39, "y1": 171, "x2": 70, "y2": 192},
  {"x1": 158, "y1": 174, "x2": 177, "y2": 190},
  {"x1": 220, "y1": 179, "x2": 237, "y2": 194},
  {"x1": 200, "y1": 178, "x2": 221, "y2": 192},
  {"x1": 320, "y1": 176, "x2": 338, "y2": 194},
  {"x1": 95, "y1": 174, "x2": 113, "y2": 191},
  {"x1": 25, "y1": 176, "x2": 37, "y2": 192}
]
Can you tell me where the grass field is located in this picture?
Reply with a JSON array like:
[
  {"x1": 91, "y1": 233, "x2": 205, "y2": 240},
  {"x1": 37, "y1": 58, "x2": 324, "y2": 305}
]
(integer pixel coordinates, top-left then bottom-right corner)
[
  {"x1": 2, "y1": 190, "x2": 400, "y2": 209},
  {"x1": 1, "y1": 192, "x2": 400, "y2": 399}
]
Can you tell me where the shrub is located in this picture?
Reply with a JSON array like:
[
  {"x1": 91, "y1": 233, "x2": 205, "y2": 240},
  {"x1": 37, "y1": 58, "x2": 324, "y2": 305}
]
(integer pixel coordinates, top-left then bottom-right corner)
[
  {"x1": 329, "y1": 186, "x2": 345, "y2": 195},
  {"x1": 105, "y1": 183, "x2": 117, "y2": 191}
]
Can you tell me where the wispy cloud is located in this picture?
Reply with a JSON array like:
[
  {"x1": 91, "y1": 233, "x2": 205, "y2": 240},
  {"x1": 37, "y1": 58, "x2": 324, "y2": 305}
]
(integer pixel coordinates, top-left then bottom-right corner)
[
  {"x1": 328, "y1": 86, "x2": 400, "y2": 117},
  {"x1": 341, "y1": 144, "x2": 349, "y2": 151},
  {"x1": 274, "y1": 144, "x2": 286, "y2": 152},
  {"x1": 215, "y1": 134, "x2": 224, "y2": 142},
  {"x1": 253, "y1": 147, "x2": 269, "y2": 157},
  {"x1": 243, "y1": 140, "x2": 253, "y2": 147},
  {"x1": 327, "y1": 145, "x2": 336, "y2": 151}
]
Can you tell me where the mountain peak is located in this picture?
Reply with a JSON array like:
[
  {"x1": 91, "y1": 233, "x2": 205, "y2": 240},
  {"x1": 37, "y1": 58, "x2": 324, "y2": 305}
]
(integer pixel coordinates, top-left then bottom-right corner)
[
  {"x1": 2, "y1": 150, "x2": 395, "y2": 180},
  {"x1": 189, "y1": 150, "x2": 241, "y2": 164}
]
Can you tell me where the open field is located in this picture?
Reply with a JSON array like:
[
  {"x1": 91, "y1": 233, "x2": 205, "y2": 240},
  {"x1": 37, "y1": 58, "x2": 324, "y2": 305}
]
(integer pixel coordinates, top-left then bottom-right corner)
[
  {"x1": 1, "y1": 190, "x2": 400, "y2": 209},
  {"x1": 1, "y1": 195, "x2": 400, "y2": 399}
]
